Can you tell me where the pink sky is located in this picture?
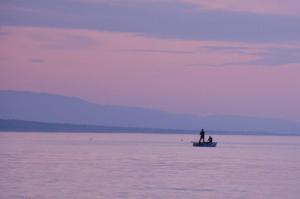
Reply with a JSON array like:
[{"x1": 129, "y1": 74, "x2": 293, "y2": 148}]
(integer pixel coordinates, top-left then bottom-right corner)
[
  {"x1": 1, "y1": 26, "x2": 300, "y2": 121},
  {"x1": 1, "y1": 0, "x2": 300, "y2": 122}
]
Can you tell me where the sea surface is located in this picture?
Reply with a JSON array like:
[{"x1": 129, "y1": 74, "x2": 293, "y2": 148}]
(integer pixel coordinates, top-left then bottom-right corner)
[{"x1": 0, "y1": 132, "x2": 300, "y2": 199}]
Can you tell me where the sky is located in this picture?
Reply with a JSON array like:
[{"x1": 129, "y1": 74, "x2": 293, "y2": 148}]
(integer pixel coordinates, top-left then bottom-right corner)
[{"x1": 1, "y1": 0, "x2": 300, "y2": 122}]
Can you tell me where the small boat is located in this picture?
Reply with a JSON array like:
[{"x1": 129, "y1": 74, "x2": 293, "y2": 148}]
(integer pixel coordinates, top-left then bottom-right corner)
[{"x1": 192, "y1": 142, "x2": 217, "y2": 147}]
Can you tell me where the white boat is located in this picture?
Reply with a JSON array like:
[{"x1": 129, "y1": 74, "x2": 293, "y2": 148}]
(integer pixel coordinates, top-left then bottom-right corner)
[{"x1": 192, "y1": 142, "x2": 217, "y2": 147}]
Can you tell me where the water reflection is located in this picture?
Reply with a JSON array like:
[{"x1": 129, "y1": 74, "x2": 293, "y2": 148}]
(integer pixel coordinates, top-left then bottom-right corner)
[{"x1": 0, "y1": 133, "x2": 300, "y2": 199}]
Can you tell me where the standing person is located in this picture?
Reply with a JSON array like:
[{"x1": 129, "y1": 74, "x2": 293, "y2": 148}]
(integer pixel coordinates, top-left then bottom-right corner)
[{"x1": 199, "y1": 129, "x2": 205, "y2": 143}]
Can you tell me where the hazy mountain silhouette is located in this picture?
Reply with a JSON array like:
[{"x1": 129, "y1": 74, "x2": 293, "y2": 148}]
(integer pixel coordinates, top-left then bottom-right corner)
[
  {"x1": 0, "y1": 118, "x2": 193, "y2": 134},
  {"x1": 1, "y1": 90, "x2": 300, "y2": 134}
]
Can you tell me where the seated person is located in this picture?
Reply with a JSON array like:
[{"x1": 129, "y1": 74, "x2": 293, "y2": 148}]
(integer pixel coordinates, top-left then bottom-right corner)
[{"x1": 207, "y1": 136, "x2": 213, "y2": 143}]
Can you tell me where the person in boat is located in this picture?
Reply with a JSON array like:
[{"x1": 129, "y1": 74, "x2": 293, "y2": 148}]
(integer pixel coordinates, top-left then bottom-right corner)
[
  {"x1": 199, "y1": 129, "x2": 205, "y2": 143},
  {"x1": 207, "y1": 136, "x2": 213, "y2": 143}
]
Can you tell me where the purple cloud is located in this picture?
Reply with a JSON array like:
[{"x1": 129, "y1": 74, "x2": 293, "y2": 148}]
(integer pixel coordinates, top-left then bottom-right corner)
[{"x1": 1, "y1": 0, "x2": 300, "y2": 43}]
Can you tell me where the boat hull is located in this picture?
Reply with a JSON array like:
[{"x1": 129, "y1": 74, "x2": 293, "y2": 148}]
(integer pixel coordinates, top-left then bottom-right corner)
[{"x1": 192, "y1": 142, "x2": 217, "y2": 147}]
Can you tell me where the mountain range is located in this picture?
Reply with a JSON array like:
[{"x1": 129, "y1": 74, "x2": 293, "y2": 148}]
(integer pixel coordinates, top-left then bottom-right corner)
[{"x1": 1, "y1": 90, "x2": 300, "y2": 134}]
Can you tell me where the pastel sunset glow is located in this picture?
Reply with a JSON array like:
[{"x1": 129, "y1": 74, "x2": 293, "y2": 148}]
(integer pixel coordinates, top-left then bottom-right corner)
[{"x1": 1, "y1": 0, "x2": 300, "y2": 122}]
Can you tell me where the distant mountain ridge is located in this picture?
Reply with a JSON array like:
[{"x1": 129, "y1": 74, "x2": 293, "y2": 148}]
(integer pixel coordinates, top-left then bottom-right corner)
[
  {"x1": 2, "y1": 118, "x2": 298, "y2": 136},
  {"x1": 0, "y1": 118, "x2": 192, "y2": 134},
  {"x1": 1, "y1": 90, "x2": 300, "y2": 134}
]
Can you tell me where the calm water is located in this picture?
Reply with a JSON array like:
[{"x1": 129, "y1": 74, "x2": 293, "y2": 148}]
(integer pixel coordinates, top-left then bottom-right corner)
[{"x1": 0, "y1": 133, "x2": 300, "y2": 199}]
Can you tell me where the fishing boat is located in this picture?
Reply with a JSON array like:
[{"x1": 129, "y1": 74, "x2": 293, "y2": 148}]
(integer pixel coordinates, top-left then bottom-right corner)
[{"x1": 192, "y1": 142, "x2": 217, "y2": 147}]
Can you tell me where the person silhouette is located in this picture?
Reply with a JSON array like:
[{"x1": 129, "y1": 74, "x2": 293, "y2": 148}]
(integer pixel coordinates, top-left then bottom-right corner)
[
  {"x1": 199, "y1": 129, "x2": 205, "y2": 143},
  {"x1": 207, "y1": 136, "x2": 213, "y2": 143}
]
